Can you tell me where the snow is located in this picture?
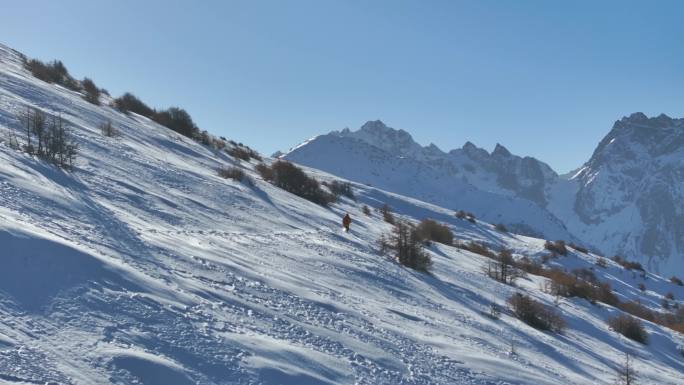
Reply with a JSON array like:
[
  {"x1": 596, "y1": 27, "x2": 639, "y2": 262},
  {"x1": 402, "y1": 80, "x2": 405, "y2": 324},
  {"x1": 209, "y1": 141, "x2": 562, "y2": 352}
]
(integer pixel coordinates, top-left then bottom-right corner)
[{"x1": 0, "y1": 42, "x2": 683, "y2": 384}]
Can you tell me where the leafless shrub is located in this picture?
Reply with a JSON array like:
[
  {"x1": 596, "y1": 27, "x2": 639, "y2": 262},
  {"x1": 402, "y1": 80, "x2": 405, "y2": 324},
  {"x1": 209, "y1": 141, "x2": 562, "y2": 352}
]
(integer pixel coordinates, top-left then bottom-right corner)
[
  {"x1": 380, "y1": 221, "x2": 432, "y2": 272},
  {"x1": 217, "y1": 166, "x2": 249, "y2": 183},
  {"x1": 608, "y1": 314, "x2": 648, "y2": 344},
  {"x1": 100, "y1": 119, "x2": 119, "y2": 137},
  {"x1": 325, "y1": 180, "x2": 355, "y2": 200},
  {"x1": 508, "y1": 293, "x2": 565, "y2": 332},
  {"x1": 494, "y1": 223, "x2": 508, "y2": 233},
  {"x1": 544, "y1": 240, "x2": 568, "y2": 256},
  {"x1": 82, "y1": 77, "x2": 101, "y2": 105},
  {"x1": 254, "y1": 161, "x2": 334, "y2": 205},
  {"x1": 380, "y1": 203, "x2": 395, "y2": 224},
  {"x1": 458, "y1": 241, "x2": 495, "y2": 258},
  {"x1": 416, "y1": 219, "x2": 453, "y2": 245}
]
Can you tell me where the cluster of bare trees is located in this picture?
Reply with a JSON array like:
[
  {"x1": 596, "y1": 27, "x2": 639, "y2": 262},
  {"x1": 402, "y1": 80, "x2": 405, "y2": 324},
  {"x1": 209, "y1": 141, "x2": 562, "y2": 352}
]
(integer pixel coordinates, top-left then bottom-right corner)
[
  {"x1": 486, "y1": 249, "x2": 525, "y2": 285},
  {"x1": 379, "y1": 220, "x2": 433, "y2": 272},
  {"x1": 9, "y1": 106, "x2": 78, "y2": 169}
]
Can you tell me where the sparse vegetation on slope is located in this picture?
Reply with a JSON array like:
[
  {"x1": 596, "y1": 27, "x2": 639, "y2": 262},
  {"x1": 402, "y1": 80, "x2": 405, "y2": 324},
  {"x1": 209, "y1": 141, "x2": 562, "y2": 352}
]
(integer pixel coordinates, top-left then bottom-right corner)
[
  {"x1": 485, "y1": 249, "x2": 525, "y2": 285},
  {"x1": 544, "y1": 240, "x2": 568, "y2": 255},
  {"x1": 415, "y1": 218, "x2": 453, "y2": 245},
  {"x1": 608, "y1": 314, "x2": 648, "y2": 344},
  {"x1": 379, "y1": 220, "x2": 432, "y2": 272},
  {"x1": 380, "y1": 203, "x2": 395, "y2": 224},
  {"x1": 81, "y1": 77, "x2": 101, "y2": 105},
  {"x1": 508, "y1": 293, "x2": 565, "y2": 333},
  {"x1": 25, "y1": 58, "x2": 80, "y2": 91},
  {"x1": 12, "y1": 106, "x2": 78, "y2": 168},
  {"x1": 217, "y1": 166, "x2": 249, "y2": 183},
  {"x1": 256, "y1": 160, "x2": 335, "y2": 205},
  {"x1": 324, "y1": 180, "x2": 355, "y2": 200}
]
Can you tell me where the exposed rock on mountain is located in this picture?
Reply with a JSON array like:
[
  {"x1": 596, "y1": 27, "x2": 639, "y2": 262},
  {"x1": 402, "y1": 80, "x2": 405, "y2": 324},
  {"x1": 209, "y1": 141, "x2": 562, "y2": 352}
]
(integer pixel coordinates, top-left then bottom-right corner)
[{"x1": 285, "y1": 116, "x2": 684, "y2": 273}]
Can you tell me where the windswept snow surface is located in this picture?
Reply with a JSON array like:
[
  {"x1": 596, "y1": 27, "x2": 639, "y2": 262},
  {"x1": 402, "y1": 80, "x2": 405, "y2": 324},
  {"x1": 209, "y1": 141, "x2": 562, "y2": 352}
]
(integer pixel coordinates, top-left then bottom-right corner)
[{"x1": 0, "y1": 43, "x2": 683, "y2": 384}]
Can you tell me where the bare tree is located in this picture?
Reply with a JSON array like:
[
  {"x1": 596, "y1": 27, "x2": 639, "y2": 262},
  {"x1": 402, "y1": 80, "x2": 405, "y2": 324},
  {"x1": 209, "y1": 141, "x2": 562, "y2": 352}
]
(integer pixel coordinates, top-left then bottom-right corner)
[
  {"x1": 82, "y1": 77, "x2": 101, "y2": 105},
  {"x1": 11, "y1": 108, "x2": 77, "y2": 168},
  {"x1": 615, "y1": 353, "x2": 637, "y2": 385},
  {"x1": 17, "y1": 106, "x2": 33, "y2": 153},
  {"x1": 54, "y1": 114, "x2": 78, "y2": 168},
  {"x1": 7, "y1": 118, "x2": 19, "y2": 149},
  {"x1": 32, "y1": 108, "x2": 46, "y2": 155},
  {"x1": 486, "y1": 249, "x2": 524, "y2": 285},
  {"x1": 100, "y1": 119, "x2": 118, "y2": 137},
  {"x1": 380, "y1": 203, "x2": 395, "y2": 224},
  {"x1": 380, "y1": 221, "x2": 432, "y2": 272}
]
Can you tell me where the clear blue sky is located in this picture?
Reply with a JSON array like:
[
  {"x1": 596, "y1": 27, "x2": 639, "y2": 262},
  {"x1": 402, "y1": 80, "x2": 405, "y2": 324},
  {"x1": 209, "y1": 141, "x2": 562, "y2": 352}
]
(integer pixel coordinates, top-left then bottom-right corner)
[{"x1": 2, "y1": 0, "x2": 682, "y2": 173}]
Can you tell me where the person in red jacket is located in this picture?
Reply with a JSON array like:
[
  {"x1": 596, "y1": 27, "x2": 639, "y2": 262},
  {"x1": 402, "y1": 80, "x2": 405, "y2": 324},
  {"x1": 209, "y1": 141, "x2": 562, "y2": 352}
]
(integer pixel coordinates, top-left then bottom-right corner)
[{"x1": 342, "y1": 213, "x2": 352, "y2": 232}]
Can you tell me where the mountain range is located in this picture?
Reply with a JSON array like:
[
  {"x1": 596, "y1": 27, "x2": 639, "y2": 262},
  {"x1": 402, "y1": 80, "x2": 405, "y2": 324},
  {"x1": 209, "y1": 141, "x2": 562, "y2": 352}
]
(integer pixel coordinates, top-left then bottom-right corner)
[{"x1": 283, "y1": 115, "x2": 684, "y2": 274}]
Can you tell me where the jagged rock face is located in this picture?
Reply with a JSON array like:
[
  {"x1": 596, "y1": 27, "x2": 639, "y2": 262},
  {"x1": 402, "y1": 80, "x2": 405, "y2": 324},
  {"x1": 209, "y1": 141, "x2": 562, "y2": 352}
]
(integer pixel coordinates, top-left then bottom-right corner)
[
  {"x1": 338, "y1": 120, "x2": 426, "y2": 159},
  {"x1": 336, "y1": 120, "x2": 557, "y2": 206},
  {"x1": 572, "y1": 113, "x2": 684, "y2": 269},
  {"x1": 458, "y1": 142, "x2": 557, "y2": 206}
]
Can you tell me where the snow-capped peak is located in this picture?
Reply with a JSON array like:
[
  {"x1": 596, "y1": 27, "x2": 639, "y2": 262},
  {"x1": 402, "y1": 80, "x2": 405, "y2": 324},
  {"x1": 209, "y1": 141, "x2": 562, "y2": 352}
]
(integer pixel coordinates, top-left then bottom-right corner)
[
  {"x1": 562, "y1": 112, "x2": 684, "y2": 272},
  {"x1": 336, "y1": 120, "x2": 427, "y2": 158}
]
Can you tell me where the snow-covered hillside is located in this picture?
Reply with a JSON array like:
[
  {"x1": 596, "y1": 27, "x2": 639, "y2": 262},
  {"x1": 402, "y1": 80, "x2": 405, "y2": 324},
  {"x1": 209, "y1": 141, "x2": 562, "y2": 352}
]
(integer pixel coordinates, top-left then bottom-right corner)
[
  {"x1": 1, "y1": 43, "x2": 684, "y2": 384},
  {"x1": 283, "y1": 118, "x2": 684, "y2": 274}
]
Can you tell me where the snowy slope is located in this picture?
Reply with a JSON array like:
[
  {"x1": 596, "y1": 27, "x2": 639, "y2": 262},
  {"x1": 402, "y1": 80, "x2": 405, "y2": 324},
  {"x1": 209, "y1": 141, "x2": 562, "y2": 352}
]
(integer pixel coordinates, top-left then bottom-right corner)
[{"x1": 1, "y1": 43, "x2": 684, "y2": 384}]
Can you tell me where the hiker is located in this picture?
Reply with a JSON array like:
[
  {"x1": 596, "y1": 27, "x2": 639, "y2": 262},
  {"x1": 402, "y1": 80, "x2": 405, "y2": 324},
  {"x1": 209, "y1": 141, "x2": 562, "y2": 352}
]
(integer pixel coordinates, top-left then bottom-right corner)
[{"x1": 342, "y1": 213, "x2": 352, "y2": 232}]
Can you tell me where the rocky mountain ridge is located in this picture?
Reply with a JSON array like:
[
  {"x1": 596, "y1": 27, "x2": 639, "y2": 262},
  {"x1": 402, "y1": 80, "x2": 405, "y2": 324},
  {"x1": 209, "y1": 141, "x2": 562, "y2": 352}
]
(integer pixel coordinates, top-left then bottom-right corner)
[{"x1": 284, "y1": 115, "x2": 684, "y2": 273}]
